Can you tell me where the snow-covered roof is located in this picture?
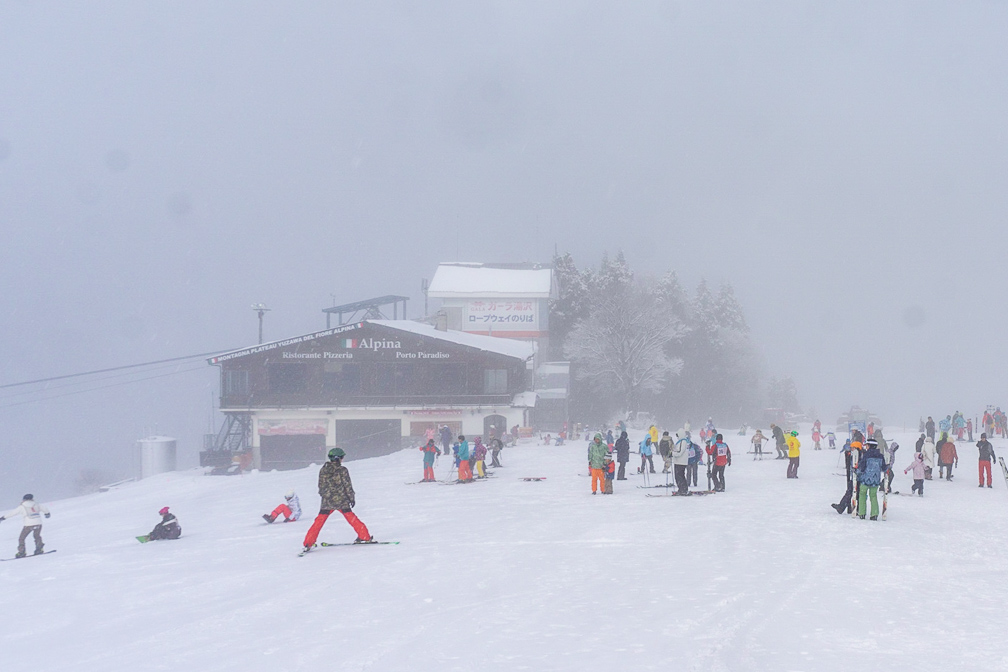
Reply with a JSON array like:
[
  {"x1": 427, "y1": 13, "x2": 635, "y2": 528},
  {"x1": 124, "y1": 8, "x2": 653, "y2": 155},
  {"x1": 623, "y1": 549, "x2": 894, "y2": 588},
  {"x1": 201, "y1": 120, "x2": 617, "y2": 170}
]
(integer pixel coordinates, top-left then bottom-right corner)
[
  {"x1": 427, "y1": 263, "x2": 553, "y2": 298},
  {"x1": 370, "y1": 320, "x2": 536, "y2": 360},
  {"x1": 511, "y1": 391, "x2": 538, "y2": 407}
]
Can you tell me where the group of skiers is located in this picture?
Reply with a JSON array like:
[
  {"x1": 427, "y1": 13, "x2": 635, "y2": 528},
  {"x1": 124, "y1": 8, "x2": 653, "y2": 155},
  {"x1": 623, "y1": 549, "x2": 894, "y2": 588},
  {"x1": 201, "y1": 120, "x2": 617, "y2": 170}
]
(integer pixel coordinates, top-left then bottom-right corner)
[
  {"x1": 416, "y1": 432, "x2": 503, "y2": 483},
  {"x1": 587, "y1": 420, "x2": 731, "y2": 495}
]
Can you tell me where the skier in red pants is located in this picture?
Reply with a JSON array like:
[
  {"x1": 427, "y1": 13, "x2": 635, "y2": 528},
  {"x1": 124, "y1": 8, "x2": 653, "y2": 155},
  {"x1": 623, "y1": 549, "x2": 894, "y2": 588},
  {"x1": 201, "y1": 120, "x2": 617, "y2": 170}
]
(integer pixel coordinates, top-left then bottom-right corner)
[
  {"x1": 302, "y1": 447, "x2": 373, "y2": 553},
  {"x1": 977, "y1": 433, "x2": 997, "y2": 488}
]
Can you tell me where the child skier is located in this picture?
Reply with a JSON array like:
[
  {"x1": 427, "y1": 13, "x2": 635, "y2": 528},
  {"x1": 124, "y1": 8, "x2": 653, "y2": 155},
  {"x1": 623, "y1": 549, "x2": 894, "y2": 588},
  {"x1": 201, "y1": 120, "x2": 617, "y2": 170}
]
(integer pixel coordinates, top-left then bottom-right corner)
[
  {"x1": 812, "y1": 420, "x2": 823, "y2": 450},
  {"x1": 472, "y1": 437, "x2": 488, "y2": 478},
  {"x1": 148, "y1": 506, "x2": 182, "y2": 540},
  {"x1": 827, "y1": 431, "x2": 837, "y2": 450},
  {"x1": 751, "y1": 429, "x2": 766, "y2": 460},
  {"x1": 904, "y1": 452, "x2": 925, "y2": 496},
  {"x1": 603, "y1": 456, "x2": 615, "y2": 494},
  {"x1": 263, "y1": 490, "x2": 302, "y2": 523},
  {"x1": 302, "y1": 447, "x2": 372, "y2": 553},
  {"x1": 420, "y1": 438, "x2": 439, "y2": 482},
  {"x1": 0, "y1": 494, "x2": 51, "y2": 558}
]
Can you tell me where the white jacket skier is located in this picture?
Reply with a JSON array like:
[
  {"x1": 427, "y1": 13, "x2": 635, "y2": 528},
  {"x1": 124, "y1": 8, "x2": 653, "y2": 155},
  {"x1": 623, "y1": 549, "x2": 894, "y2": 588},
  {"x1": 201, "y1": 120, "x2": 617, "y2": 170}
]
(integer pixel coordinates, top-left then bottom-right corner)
[
  {"x1": 0, "y1": 494, "x2": 51, "y2": 558},
  {"x1": 1, "y1": 497, "x2": 50, "y2": 527}
]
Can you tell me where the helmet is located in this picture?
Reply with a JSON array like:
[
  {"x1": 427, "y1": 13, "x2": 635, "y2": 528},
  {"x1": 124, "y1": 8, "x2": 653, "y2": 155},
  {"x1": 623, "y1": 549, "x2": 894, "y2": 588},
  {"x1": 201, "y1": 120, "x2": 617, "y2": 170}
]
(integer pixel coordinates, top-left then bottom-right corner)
[
  {"x1": 328, "y1": 447, "x2": 346, "y2": 461},
  {"x1": 22, "y1": 493, "x2": 33, "y2": 501},
  {"x1": 790, "y1": 431, "x2": 798, "y2": 437},
  {"x1": 285, "y1": 490, "x2": 296, "y2": 500},
  {"x1": 159, "y1": 507, "x2": 169, "y2": 515}
]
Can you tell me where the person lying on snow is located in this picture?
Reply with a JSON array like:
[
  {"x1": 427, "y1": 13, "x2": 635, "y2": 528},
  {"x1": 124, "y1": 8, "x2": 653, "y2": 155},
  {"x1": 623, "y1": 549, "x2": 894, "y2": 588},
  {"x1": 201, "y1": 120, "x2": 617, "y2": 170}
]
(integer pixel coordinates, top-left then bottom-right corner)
[{"x1": 263, "y1": 490, "x2": 302, "y2": 523}]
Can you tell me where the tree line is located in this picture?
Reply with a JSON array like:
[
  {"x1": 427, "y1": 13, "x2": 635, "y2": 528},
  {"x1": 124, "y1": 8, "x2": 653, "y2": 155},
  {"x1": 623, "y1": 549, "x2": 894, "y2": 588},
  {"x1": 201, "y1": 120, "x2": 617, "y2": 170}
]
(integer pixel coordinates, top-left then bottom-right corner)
[{"x1": 549, "y1": 251, "x2": 774, "y2": 428}]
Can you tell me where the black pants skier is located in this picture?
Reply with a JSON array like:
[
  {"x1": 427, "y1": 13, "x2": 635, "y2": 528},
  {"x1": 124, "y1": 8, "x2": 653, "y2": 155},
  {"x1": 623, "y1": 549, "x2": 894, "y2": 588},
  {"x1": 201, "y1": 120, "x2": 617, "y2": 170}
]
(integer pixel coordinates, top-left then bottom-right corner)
[
  {"x1": 17, "y1": 525, "x2": 43, "y2": 557},
  {"x1": 617, "y1": 460, "x2": 627, "y2": 480},
  {"x1": 712, "y1": 465, "x2": 725, "y2": 491},
  {"x1": 688, "y1": 463, "x2": 698, "y2": 486},
  {"x1": 776, "y1": 441, "x2": 787, "y2": 459},
  {"x1": 640, "y1": 454, "x2": 655, "y2": 473},
  {"x1": 911, "y1": 479, "x2": 924, "y2": 495},
  {"x1": 674, "y1": 464, "x2": 689, "y2": 495},
  {"x1": 787, "y1": 457, "x2": 799, "y2": 478},
  {"x1": 491, "y1": 449, "x2": 501, "y2": 468}
]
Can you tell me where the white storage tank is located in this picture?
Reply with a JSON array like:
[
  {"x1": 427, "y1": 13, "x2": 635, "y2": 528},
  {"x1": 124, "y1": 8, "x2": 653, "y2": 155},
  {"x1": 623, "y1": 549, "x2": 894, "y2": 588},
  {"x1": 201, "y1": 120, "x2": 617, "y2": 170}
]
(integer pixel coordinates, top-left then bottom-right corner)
[{"x1": 138, "y1": 436, "x2": 177, "y2": 479}]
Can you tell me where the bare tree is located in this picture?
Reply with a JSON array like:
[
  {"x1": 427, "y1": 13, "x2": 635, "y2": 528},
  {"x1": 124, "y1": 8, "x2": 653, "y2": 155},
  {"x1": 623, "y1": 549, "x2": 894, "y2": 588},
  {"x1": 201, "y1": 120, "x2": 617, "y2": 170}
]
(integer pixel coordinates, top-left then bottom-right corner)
[{"x1": 565, "y1": 281, "x2": 683, "y2": 413}]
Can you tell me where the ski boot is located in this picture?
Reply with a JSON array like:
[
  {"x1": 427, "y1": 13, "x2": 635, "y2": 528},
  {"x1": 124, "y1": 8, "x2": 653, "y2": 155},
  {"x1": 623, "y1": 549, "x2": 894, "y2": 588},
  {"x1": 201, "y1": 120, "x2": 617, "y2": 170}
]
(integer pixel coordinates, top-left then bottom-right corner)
[
  {"x1": 15, "y1": 551, "x2": 25, "y2": 559},
  {"x1": 263, "y1": 514, "x2": 276, "y2": 524},
  {"x1": 354, "y1": 537, "x2": 376, "y2": 544},
  {"x1": 869, "y1": 516, "x2": 878, "y2": 521},
  {"x1": 34, "y1": 548, "x2": 45, "y2": 555}
]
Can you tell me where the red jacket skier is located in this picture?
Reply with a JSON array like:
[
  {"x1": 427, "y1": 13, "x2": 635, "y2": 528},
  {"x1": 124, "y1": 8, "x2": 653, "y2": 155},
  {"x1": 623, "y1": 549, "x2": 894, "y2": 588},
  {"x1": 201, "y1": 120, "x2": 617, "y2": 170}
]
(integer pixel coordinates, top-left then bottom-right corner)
[{"x1": 706, "y1": 434, "x2": 732, "y2": 492}]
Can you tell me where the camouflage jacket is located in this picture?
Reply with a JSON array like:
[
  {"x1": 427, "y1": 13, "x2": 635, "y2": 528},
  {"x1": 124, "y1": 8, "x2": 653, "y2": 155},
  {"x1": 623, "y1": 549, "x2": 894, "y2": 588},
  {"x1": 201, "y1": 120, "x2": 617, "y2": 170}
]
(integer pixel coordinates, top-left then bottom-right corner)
[{"x1": 318, "y1": 461, "x2": 355, "y2": 511}]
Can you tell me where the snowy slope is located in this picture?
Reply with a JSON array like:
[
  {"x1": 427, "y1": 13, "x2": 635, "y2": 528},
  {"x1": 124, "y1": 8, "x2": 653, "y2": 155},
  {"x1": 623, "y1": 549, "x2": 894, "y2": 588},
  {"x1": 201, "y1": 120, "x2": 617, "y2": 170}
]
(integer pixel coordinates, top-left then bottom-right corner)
[{"x1": 2, "y1": 428, "x2": 1007, "y2": 672}]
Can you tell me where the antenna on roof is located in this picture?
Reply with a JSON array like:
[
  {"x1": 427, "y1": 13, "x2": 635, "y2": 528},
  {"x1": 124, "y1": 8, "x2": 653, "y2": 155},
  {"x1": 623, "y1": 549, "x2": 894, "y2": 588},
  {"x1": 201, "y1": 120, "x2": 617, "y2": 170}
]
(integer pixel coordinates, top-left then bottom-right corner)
[{"x1": 251, "y1": 303, "x2": 271, "y2": 344}]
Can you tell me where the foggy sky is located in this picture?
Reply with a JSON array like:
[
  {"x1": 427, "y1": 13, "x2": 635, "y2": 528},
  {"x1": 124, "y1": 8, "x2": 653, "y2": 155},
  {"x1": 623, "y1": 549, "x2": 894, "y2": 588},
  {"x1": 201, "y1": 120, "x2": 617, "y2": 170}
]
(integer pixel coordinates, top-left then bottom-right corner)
[{"x1": 2, "y1": 2, "x2": 1006, "y2": 496}]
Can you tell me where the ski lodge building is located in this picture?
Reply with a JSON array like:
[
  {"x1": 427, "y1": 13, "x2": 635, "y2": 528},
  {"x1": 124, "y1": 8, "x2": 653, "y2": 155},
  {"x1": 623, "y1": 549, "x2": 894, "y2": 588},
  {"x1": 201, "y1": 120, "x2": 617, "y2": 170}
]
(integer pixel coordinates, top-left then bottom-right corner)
[{"x1": 205, "y1": 319, "x2": 535, "y2": 471}]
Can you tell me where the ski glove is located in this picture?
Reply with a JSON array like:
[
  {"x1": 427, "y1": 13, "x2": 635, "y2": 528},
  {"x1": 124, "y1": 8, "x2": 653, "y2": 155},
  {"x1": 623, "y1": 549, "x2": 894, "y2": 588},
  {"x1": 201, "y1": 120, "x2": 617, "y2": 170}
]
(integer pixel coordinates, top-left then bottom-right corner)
[
  {"x1": 45, "y1": 513, "x2": 51, "y2": 519},
  {"x1": 350, "y1": 500, "x2": 356, "y2": 508}
]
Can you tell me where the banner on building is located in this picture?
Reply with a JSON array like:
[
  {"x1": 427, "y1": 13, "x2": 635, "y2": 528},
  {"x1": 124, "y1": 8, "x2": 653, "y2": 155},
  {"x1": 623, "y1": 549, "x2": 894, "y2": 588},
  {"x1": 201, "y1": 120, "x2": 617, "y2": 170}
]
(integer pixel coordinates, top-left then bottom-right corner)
[{"x1": 258, "y1": 419, "x2": 329, "y2": 436}]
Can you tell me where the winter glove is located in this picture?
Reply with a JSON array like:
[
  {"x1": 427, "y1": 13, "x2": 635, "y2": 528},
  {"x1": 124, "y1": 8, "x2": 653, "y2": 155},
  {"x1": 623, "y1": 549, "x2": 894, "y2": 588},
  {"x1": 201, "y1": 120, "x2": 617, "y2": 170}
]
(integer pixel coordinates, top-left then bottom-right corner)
[
  {"x1": 45, "y1": 513, "x2": 51, "y2": 519},
  {"x1": 350, "y1": 499, "x2": 356, "y2": 508}
]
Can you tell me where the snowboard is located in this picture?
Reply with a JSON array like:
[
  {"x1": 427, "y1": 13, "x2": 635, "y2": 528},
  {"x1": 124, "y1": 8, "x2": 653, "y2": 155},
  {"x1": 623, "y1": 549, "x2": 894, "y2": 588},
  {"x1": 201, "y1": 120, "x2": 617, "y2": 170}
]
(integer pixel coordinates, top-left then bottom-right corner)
[
  {"x1": 1, "y1": 550, "x2": 56, "y2": 561},
  {"x1": 999, "y1": 458, "x2": 1008, "y2": 489},
  {"x1": 440, "y1": 478, "x2": 489, "y2": 485},
  {"x1": 136, "y1": 535, "x2": 151, "y2": 543}
]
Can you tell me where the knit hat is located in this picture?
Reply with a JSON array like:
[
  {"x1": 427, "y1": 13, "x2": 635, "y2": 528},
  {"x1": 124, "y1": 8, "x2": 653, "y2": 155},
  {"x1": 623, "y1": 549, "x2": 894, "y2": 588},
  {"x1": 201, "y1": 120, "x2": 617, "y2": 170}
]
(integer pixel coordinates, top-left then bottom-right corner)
[{"x1": 159, "y1": 506, "x2": 170, "y2": 515}]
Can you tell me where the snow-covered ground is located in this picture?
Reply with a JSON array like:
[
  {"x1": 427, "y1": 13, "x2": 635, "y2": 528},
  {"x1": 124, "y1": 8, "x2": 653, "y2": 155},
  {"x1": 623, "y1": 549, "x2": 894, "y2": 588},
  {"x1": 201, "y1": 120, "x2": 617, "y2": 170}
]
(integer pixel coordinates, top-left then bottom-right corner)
[{"x1": 2, "y1": 427, "x2": 1007, "y2": 671}]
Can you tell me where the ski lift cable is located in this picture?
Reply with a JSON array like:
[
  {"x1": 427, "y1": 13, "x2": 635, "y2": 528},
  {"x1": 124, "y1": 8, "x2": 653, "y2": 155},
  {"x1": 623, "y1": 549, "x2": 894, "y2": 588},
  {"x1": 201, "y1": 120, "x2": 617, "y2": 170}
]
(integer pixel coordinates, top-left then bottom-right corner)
[
  {"x1": 0, "y1": 364, "x2": 211, "y2": 410},
  {"x1": 0, "y1": 350, "x2": 228, "y2": 390}
]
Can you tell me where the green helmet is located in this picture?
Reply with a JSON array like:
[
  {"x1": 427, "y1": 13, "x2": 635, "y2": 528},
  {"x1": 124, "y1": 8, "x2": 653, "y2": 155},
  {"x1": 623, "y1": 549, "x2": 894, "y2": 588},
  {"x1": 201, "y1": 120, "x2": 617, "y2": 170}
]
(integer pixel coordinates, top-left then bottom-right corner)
[
  {"x1": 328, "y1": 447, "x2": 346, "y2": 461},
  {"x1": 790, "y1": 431, "x2": 798, "y2": 437}
]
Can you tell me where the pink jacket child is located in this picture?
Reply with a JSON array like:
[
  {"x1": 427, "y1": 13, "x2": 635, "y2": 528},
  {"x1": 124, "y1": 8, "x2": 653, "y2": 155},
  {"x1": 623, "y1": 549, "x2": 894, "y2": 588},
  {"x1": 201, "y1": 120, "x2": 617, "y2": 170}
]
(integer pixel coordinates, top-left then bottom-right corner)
[{"x1": 904, "y1": 452, "x2": 926, "y2": 496}]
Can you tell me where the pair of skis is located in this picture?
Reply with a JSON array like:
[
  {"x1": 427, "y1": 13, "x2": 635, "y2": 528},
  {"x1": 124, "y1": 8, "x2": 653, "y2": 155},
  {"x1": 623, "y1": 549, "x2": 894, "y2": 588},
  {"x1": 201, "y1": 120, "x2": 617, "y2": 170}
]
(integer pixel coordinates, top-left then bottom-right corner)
[{"x1": 299, "y1": 541, "x2": 399, "y2": 557}]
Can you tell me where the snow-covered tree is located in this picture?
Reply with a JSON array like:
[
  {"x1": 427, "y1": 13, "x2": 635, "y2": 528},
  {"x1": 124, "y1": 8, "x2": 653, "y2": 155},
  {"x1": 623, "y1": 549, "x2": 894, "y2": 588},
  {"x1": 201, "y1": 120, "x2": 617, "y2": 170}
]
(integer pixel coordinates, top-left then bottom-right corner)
[
  {"x1": 565, "y1": 278, "x2": 682, "y2": 414},
  {"x1": 548, "y1": 252, "x2": 591, "y2": 357}
]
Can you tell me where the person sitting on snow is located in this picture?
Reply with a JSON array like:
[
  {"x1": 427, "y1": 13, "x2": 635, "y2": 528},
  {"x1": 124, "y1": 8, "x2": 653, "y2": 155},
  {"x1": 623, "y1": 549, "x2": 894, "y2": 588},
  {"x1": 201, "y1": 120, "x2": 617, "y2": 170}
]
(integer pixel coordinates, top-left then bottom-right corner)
[
  {"x1": 263, "y1": 490, "x2": 301, "y2": 523},
  {"x1": 149, "y1": 507, "x2": 182, "y2": 540}
]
